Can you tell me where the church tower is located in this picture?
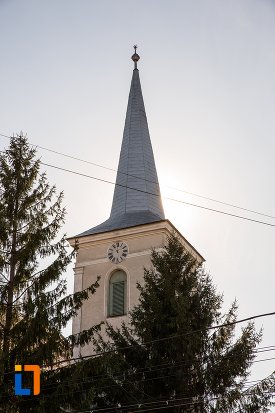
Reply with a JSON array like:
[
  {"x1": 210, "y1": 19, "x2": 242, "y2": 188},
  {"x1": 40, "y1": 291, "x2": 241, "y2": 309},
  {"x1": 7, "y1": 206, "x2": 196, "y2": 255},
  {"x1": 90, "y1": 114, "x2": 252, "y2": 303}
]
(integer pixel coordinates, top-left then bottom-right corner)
[{"x1": 68, "y1": 48, "x2": 204, "y2": 357}]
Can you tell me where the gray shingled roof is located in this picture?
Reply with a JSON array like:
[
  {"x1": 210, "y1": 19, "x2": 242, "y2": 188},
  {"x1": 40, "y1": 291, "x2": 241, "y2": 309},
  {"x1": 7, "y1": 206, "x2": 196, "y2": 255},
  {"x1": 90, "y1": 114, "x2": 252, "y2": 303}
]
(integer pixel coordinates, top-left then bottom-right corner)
[{"x1": 77, "y1": 67, "x2": 165, "y2": 237}]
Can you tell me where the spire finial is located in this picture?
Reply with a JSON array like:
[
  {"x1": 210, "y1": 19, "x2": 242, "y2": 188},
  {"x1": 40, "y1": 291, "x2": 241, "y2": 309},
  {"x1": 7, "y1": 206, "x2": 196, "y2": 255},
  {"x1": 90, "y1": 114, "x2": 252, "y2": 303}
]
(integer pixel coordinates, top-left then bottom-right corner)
[{"x1": 131, "y1": 45, "x2": 140, "y2": 69}]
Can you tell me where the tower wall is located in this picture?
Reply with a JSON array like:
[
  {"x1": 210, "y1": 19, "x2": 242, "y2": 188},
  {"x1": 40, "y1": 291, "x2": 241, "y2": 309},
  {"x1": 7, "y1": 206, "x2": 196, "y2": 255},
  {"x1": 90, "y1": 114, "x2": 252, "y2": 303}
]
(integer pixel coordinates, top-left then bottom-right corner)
[{"x1": 69, "y1": 220, "x2": 203, "y2": 357}]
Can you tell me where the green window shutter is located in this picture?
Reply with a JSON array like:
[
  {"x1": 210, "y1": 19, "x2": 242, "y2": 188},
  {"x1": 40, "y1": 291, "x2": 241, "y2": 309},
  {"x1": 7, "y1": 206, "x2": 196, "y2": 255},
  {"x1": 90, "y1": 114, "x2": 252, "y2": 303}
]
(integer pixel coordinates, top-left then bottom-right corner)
[
  {"x1": 108, "y1": 270, "x2": 127, "y2": 317},
  {"x1": 112, "y1": 281, "x2": 125, "y2": 316}
]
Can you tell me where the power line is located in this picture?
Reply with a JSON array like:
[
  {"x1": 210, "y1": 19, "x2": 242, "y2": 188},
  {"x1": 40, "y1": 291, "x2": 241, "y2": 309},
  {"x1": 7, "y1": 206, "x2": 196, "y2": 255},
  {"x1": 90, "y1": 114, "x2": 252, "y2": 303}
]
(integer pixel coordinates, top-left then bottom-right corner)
[
  {"x1": 1, "y1": 133, "x2": 274, "y2": 227},
  {"x1": 12, "y1": 339, "x2": 270, "y2": 394},
  {"x1": 256, "y1": 345, "x2": 275, "y2": 350},
  {"x1": 5, "y1": 328, "x2": 271, "y2": 395},
  {"x1": 223, "y1": 372, "x2": 275, "y2": 413},
  {"x1": 38, "y1": 310, "x2": 275, "y2": 368},
  {"x1": 2, "y1": 342, "x2": 274, "y2": 379},
  {"x1": 17, "y1": 362, "x2": 275, "y2": 406},
  {"x1": 14, "y1": 342, "x2": 275, "y2": 406},
  {"x1": 61, "y1": 374, "x2": 275, "y2": 413},
  {"x1": 37, "y1": 357, "x2": 275, "y2": 395},
  {"x1": 256, "y1": 346, "x2": 275, "y2": 354},
  {"x1": 24, "y1": 145, "x2": 275, "y2": 220},
  {"x1": 41, "y1": 161, "x2": 275, "y2": 228},
  {"x1": 254, "y1": 357, "x2": 275, "y2": 364},
  {"x1": 21, "y1": 368, "x2": 275, "y2": 411},
  {"x1": 90, "y1": 372, "x2": 275, "y2": 413},
  {"x1": 50, "y1": 347, "x2": 275, "y2": 380},
  {"x1": 0, "y1": 132, "x2": 274, "y2": 220},
  {"x1": 72, "y1": 396, "x2": 203, "y2": 413},
  {"x1": 16, "y1": 345, "x2": 273, "y2": 396},
  {"x1": 75, "y1": 398, "x2": 206, "y2": 413}
]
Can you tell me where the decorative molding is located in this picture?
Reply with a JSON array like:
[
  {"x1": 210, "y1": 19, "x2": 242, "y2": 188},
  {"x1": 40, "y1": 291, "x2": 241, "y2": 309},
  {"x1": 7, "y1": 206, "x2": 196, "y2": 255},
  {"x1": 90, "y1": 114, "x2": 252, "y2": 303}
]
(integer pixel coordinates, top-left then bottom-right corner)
[
  {"x1": 68, "y1": 219, "x2": 204, "y2": 263},
  {"x1": 72, "y1": 266, "x2": 84, "y2": 358},
  {"x1": 75, "y1": 249, "x2": 151, "y2": 269}
]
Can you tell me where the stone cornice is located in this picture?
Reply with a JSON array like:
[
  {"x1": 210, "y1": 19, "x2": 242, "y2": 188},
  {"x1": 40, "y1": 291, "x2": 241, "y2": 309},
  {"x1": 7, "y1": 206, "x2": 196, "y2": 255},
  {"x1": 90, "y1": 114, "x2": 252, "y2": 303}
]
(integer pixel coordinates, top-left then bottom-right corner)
[{"x1": 68, "y1": 219, "x2": 204, "y2": 262}]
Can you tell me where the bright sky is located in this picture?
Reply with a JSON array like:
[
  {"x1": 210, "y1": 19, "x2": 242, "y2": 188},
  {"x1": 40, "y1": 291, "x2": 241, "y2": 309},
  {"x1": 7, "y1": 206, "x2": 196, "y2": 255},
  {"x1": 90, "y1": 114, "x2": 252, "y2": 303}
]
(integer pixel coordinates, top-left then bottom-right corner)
[{"x1": 1, "y1": 0, "x2": 274, "y2": 403}]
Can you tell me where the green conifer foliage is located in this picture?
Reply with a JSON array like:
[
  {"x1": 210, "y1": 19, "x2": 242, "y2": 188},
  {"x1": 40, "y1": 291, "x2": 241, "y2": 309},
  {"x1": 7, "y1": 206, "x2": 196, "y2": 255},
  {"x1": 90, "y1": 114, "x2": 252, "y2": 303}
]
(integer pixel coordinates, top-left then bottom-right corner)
[
  {"x1": 90, "y1": 235, "x2": 274, "y2": 412},
  {"x1": 0, "y1": 136, "x2": 100, "y2": 412}
]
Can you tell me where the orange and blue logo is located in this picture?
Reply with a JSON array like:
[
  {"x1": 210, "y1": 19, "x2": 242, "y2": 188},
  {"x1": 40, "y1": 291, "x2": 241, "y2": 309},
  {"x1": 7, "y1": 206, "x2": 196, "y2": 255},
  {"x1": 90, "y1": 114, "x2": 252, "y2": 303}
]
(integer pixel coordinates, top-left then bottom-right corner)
[{"x1": 14, "y1": 365, "x2": 40, "y2": 396}]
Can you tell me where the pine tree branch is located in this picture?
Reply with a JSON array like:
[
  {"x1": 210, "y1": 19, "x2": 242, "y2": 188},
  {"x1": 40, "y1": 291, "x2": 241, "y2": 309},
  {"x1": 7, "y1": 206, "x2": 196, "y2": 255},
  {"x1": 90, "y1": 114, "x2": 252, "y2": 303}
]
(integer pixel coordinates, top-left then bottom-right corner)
[
  {"x1": 0, "y1": 273, "x2": 9, "y2": 283},
  {"x1": 16, "y1": 189, "x2": 57, "y2": 232}
]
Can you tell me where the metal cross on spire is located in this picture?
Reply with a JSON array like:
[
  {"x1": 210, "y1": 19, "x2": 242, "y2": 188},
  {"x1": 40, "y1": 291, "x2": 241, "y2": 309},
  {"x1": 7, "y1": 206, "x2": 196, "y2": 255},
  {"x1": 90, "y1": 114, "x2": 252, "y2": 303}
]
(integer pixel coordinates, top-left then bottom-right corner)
[{"x1": 131, "y1": 45, "x2": 140, "y2": 69}]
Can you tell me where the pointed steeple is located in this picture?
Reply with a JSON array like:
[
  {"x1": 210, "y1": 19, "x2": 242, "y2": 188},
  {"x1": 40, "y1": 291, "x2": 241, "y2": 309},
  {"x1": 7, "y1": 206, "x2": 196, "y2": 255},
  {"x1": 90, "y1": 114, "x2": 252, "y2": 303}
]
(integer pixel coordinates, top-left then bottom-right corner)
[
  {"x1": 78, "y1": 48, "x2": 165, "y2": 237},
  {"x1": 110, "y1": 49, "x2": 164, "y2": 220}
]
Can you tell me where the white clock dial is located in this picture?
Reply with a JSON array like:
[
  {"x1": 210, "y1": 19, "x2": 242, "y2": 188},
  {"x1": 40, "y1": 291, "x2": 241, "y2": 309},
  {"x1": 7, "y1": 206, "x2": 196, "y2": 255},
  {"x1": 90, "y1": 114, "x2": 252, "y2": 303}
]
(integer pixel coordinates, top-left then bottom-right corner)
[{"x1": 107, "y1": 242, "x2": 129, "y2": 264}]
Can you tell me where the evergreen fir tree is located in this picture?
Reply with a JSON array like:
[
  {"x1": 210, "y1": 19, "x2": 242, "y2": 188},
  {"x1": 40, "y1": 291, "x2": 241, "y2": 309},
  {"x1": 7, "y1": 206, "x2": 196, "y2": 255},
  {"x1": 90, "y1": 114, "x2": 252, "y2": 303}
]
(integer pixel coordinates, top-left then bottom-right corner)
[
  {"x1": 0, "y1": 135, "x2": 100, "y2": 412},
  {"x1": 89, "y1": 235, "x2": 274, "y2": 413}
]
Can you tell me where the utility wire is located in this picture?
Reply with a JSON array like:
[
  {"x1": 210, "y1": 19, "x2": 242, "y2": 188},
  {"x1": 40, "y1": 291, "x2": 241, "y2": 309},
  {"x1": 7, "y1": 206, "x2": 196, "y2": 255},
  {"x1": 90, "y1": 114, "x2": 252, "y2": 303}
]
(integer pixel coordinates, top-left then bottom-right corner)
[
  {"x1": 18, "y1": 367, "x2": 275, "y2": 407},
  {"x1": 36, "y1": 357, "x2": 275, "y2": 395},
  {"x1": 17, "y1": 347, "x2": 274, "y2": 394},
  {"x1": 256, "y1": 347, "x2": 275, "y2": 354},
  {"x1": 41, "y1": 161, "x2": 275, "y2": 228},
  {"x1": 23, "y1": 368, "x2": 274, "y2": 410},
  {"x1": 74, "y1": 398, "x2": 206, "y2": 413},
  {"x1": 1, "y1": 133, "x2": 274, "y2": 227},
  {"x1": 14, "y1": 347, "x2": 275, "y2": 405},
  {"x1": 0, "y1": 132, "x2": 274, "y2": 220},
  {"x1": 38, "y1": 310, "x2": 275, "y2": 368},
  {"x1": 65, "y1": 387, "x2": 275, "y2": 413},
  {"x1": 73, "y1": 396, "x2": 204, "y2": 413},
  {"x1": 14, "y1": 342, "x2": 272, "y2": 393},
  {"x1": 254, "y1": 357, "x2": 275, "y2": 363},
  {"x1": 24, "y1": 145, "x2": 275, "y2": 220},
  {"x1": 4, "y1": 335, "x2": 272, "y2": 394},
  {"x1": 220, "y1": 371, "x2": 275, "y2": 413},
  {"x1": 70, "y1": 372, "x2": 275, "y2": 413}
]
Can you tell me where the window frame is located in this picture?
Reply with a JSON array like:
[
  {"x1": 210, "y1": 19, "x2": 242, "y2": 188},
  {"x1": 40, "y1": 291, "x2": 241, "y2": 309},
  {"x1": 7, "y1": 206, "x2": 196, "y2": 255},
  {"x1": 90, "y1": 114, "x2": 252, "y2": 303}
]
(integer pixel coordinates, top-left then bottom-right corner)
[{"x1": 108, "y1": 270, "x2": 127, "y2": 317}]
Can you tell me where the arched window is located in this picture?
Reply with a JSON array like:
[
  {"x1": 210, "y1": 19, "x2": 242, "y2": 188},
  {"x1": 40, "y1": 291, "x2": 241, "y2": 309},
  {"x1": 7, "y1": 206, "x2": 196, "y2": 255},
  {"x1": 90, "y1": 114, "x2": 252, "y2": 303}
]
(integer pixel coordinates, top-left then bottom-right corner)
[{"x1": 108, "y1": 270, "x2": 127, "y2": 317}]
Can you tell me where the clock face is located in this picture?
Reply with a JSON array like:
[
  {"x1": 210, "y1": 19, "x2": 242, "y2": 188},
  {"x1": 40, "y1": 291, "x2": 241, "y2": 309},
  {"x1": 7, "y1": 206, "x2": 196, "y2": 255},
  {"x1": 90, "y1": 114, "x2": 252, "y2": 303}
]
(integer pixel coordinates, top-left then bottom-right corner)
[{"x1": 107, "y1": 242, "x2": 129, "y2": 264}]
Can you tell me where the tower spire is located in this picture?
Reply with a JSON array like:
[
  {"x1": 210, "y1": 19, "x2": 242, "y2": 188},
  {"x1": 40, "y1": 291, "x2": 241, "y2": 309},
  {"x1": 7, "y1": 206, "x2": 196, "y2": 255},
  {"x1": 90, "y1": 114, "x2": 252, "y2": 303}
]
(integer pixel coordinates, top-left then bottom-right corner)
[{"x1": 77, "y1": 50, "x2": 164, "y2": 237}]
